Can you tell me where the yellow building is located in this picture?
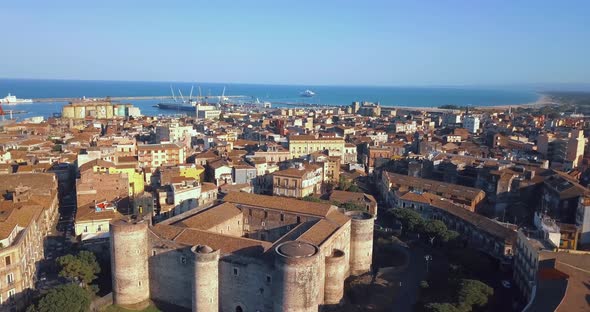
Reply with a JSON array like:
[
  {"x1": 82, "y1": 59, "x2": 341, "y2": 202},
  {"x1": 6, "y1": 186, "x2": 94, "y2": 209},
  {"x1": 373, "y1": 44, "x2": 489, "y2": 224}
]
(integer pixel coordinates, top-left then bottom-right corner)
[
  {"x1": 178, "y1": 165, "x2": 205, "y2": 182},
  {"x1": 80, "y1": 159, "x2": 145, "y2": 196},
  {"x1": 288, "y1": 135, "x2": 345, "y2": 159}
]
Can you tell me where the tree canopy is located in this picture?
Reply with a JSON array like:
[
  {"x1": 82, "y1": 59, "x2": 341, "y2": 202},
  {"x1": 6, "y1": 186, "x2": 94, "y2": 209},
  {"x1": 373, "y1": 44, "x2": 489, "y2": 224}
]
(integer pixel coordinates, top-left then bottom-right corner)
[
  {"x1": 456, "y1": 279, "x2": 494, "y2": 311},
  {"x1": 27, "y1": 284, "x2": 91, "y2": 312},
  {"x1": 425, "y1": 302, "x2": 462, "y2": 312},
  {"x1": 423, "y1": 279, "x2": 493, "y2": 312},
  {"x1": 57, "y1": 250, "x2": 100, "y2": 286},
  {"x1": 387, "y1": 208, "x2": 424, "y2": 232}
]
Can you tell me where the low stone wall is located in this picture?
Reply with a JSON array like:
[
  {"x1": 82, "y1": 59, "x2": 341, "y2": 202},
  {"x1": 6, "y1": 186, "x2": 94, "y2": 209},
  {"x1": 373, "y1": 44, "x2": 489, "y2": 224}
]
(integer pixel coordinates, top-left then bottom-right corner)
[{"x1": 91, "y1": 293, "x2": 113, "y2": 312}]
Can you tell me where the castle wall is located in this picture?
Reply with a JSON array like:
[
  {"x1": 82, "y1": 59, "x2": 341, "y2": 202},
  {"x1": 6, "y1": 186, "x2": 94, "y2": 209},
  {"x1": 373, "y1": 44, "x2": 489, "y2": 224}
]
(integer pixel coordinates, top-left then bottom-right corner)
[
  {"x1": 110, "y1": 219, "x2": 150, "y2": 308},
  {"x1": 242, "y1": 207, "x2": 319, "y2": 241},
  {"x1": 206, "y1": 212, "x2": 243, "y2": 237},
  {"x1": 315, "y1": 220, "x2": 351, "y2": 304},
  {"x1": 219, "y1": 255, "x2": 274, "y2": 312},
  {"x1": 148, "y1": 246, "x2": 194, "y2": 309}
]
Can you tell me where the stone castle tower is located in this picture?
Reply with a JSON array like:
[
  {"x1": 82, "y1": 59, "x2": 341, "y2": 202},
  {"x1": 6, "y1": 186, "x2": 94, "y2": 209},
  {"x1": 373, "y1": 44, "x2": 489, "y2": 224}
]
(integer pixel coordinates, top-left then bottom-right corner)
[
  {"x1": 192, "y1": 245, "x2": 220, "y2": 312},
  {"x1": 346, "y1": 211, "x2": 374, "y2": 275},
  {"x1": 110, "y1": 218, "x2": 150, "y2": 309},
  {"x1": 273, "y1": 241, "x2": 321, "y2": 311}
]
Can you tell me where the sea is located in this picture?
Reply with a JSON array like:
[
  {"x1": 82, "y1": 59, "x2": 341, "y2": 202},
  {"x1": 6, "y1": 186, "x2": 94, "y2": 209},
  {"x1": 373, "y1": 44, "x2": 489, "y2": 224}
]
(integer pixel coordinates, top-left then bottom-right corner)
[{"x1": 0, "y1": 79, "x2": 540, "y2": 120}]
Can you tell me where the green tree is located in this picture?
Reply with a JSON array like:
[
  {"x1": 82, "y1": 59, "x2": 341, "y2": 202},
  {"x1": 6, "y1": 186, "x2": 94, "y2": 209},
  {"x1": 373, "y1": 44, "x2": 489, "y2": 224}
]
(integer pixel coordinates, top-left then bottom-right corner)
[
  {"x1": 456, "y1": 279, "x2": 493, "y2": 312},
  {"x1": 340, "y1": 202, "x2": 366, "y2": 212},
  {"x1": 302, "y1": 196, "x2": 324, "y2": 203},
  {"x1": 337, "y1": 176, "x2": 351, "y2": 191},
  {"x1": 27, "y1": 284, "x2": 91, "y2": 312},
  {"x1": 347, "y1": 184, "x2": 361, "y2": 192},
  {"x1": 387, "y1": 208, "x2": 424, "y2": 232},
  {"x1": 420, "y1": 280, "x2": 430, "y2": 289},
  {"x1": 424, "y1": 303, "x2": 461, "y2": 312},
  {"x1": 445, "y1": 230, "x2": 460, "y2": 242},
  {"x1": 423, "y1": 220, "x2": 449, "y2": 243},
  {"x1": 57, "y1": 250, "x2": 100, "y2": 286}
]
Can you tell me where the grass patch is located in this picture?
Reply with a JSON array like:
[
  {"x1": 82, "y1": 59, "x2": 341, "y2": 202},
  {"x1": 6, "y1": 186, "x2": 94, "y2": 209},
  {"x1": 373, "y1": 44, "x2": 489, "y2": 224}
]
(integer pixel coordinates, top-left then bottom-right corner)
[{"x1": 103, "y1": 305, "x2": 161, "y2": 312}]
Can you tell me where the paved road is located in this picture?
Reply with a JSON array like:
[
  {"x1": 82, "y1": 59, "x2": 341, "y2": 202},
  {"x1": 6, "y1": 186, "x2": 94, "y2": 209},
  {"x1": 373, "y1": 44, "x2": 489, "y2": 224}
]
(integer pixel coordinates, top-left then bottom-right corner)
[{"x1": 391, "y1": 245, "x2": 427, "y2": 312}]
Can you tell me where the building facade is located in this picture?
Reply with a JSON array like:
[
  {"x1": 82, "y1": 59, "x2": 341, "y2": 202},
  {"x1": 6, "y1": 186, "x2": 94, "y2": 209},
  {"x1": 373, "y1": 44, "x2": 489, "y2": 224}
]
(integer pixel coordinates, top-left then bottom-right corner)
[{"x1": 0, "y1": 174, "x2": 59, "y2": 311}]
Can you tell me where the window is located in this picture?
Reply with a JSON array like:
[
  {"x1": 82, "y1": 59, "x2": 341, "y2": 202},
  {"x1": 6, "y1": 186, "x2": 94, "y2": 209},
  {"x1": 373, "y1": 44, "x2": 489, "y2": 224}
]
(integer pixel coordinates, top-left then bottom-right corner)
[
  {"x1": 266, "y1": 275, "x2": 272, "y2": 284},
  {"x1": 297, "y1": 216, "x2": 301, "y2": 223},
  {"x1": 233, "y1": 267, "x2": 239, "y2": 276},
  {"x1": 280, "y1": 214, "x2": 284, "y2": 222},
  {"x1": 7, "y1": 273, "x2": 14, "y2": 284},
  {"x1": 7, "y1": 289, "x2": 15, "y2": 299},
  {"x1": 264, "y1": 211, "x2": 268, "y2": 219},
  {"x1": 180, "y1": 256, "x2": 187, "y2": 264},
  {"x1": 97, "y1": 225, "x2": 102, "y2": 232},
  {"x1": 5, "y1": 256, "x2": 10, "y2": 266},
  {"x1": 84, "y1": 226, "x2": 88, "y2": 233}
]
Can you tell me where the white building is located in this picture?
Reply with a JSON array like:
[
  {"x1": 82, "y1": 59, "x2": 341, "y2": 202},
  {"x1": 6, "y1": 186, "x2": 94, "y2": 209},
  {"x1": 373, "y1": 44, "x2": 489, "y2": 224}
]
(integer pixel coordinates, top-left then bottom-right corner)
[{"x1": 463, "y1": 116, "x2": 480, "y2": 133}]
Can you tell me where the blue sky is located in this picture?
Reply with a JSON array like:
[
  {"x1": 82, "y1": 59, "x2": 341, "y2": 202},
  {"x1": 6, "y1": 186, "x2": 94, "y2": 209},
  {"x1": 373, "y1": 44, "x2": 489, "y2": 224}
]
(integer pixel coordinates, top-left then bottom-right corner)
[{"x1": 1, "y1": 0, "x2": 589, "y2": 86}]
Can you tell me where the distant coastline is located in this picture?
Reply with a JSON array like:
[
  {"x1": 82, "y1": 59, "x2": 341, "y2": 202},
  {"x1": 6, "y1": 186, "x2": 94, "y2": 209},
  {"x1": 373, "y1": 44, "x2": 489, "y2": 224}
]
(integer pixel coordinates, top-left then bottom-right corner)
[{"x1": 0, "y1": 78, "x2": 540, "y2": 109}]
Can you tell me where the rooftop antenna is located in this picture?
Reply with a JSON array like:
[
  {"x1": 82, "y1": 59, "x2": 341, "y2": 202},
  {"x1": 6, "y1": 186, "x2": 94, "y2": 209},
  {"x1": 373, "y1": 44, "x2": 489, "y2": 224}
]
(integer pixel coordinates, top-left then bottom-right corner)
[{"x1": 170, "y1": 85, "x2": 177, "y2": 103}]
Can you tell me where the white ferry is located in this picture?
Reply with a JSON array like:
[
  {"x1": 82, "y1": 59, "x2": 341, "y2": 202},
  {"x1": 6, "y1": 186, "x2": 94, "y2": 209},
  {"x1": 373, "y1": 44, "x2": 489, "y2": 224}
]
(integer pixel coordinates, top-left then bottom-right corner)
[
  {"x1": 300, "y1": 89, "x2": 316, "y2": 97},
  {"x1": 0, "y1": 93, "x2": 33, "y2": 105}
]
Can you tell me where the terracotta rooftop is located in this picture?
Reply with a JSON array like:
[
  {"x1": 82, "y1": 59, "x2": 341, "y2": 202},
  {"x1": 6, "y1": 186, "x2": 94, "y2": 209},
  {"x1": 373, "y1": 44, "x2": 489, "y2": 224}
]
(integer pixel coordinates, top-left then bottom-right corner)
[
  {"x1": 152, "y1": 224, "x2": 272, "y2": 257},
  {"x1": 223, "y1": 192, "x2": 333, "y2": 218},
  {"x1": 384, "y1": 172, "x2": 485, "y2": 202},
  {"x1": 174, "y1": 203, "x2": 242, "y2": 230}
]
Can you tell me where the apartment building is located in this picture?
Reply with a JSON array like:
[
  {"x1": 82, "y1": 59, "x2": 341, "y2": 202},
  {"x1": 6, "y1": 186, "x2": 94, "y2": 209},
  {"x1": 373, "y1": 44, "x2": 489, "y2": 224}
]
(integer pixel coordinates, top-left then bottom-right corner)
[
  {"x1": 379, "y1": 171, "x2": 486, "y2": 211},
  {"x1": 0, "y1": 174, "x2": 59, "y2": 311},
  {"x1": 288, "y1": 135, "x2": 345, "y2": 159},
  {"x1": 272, "y1": 164, "x2": 323, "y2": 198},
  {"x1": 137, "y1": 143, "x2": 185, "y2": 168}
]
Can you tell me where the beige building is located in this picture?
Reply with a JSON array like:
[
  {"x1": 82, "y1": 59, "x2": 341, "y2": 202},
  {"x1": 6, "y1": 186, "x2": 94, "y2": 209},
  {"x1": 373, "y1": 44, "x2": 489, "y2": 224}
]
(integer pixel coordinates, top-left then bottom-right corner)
[
  {"x1": 0, "y1": 174, "x2": 59, "y2": 311},
  {"x1": 109, "y1": 192, "x2": 374, "y2": 311},
  {"x1": 75, "y1": 200, "x2": 123, "y2": 241},
  {"x1": 273, "y1": 164, "x2": 323, "y2": 198},
  {"x1": 137, "y1": 143, "x2": 186, "y2": 168},
  {"x1": 288, "y1": 135, "x2": 345, "y2": 159},
  {"x1": 61, "y1": 101, "x2": 140, "y2": 119}
]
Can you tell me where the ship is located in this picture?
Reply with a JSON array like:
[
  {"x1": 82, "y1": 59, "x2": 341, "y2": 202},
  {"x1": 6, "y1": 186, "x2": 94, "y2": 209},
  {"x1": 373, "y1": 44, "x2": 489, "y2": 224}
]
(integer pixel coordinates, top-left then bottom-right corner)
[
  {"x1": 0, "y1": 93, "x2": 33, "y2": 105},
  {"x1": 300, "y1": 89, "x2": 316, "y2": 97},
  {"x1": 157, "y1": 86, "x2": 225, "y2": 112}
]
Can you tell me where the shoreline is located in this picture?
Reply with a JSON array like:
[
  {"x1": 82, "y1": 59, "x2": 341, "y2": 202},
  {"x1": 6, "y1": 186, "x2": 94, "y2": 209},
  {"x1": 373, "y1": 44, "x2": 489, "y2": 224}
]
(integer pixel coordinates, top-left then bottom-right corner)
[{"x1": 15, "y1": 93, "x2": 553, "y2": 114}]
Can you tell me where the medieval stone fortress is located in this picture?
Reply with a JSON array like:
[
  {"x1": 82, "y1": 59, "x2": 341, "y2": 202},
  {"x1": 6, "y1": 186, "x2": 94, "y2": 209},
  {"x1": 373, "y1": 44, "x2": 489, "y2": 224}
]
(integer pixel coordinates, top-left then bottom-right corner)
[{"x1": 110, "y1": 192, "x2": 374, "y2": 311}]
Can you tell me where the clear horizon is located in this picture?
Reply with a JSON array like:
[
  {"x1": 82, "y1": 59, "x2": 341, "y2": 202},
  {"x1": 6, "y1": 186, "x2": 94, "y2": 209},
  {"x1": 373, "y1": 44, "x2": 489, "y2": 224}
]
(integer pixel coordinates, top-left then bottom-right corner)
[{"x1": 2, "y1": 0, "x2": 590, "y2": 86}]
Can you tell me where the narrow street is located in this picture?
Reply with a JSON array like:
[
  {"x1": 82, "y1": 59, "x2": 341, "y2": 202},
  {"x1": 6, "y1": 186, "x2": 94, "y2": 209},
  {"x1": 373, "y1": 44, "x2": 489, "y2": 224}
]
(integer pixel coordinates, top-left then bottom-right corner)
[{"x1": 390, "y1": 244, "x2": 427, "y2": 312}]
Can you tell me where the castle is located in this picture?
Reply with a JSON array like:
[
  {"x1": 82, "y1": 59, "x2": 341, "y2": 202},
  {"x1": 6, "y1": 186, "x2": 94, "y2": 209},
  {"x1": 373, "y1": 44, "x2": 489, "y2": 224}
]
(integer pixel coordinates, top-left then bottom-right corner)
[{"x1": 109, "y1": 192, "x2": 374, "y2": 312}]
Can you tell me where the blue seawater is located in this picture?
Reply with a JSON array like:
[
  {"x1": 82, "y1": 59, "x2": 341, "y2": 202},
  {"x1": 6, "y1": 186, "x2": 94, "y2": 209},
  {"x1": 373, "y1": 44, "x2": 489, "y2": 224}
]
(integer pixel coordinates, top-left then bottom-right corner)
[{"x1": 0, "y1": 79, "x2": 539, "y2": 119}]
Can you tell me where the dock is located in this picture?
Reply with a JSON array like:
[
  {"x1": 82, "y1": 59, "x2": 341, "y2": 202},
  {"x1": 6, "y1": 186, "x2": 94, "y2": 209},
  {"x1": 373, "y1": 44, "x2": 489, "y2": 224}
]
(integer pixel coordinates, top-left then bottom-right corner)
[{"x1": 31, "y1": 95, "x2": 250, "y2": 103}]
